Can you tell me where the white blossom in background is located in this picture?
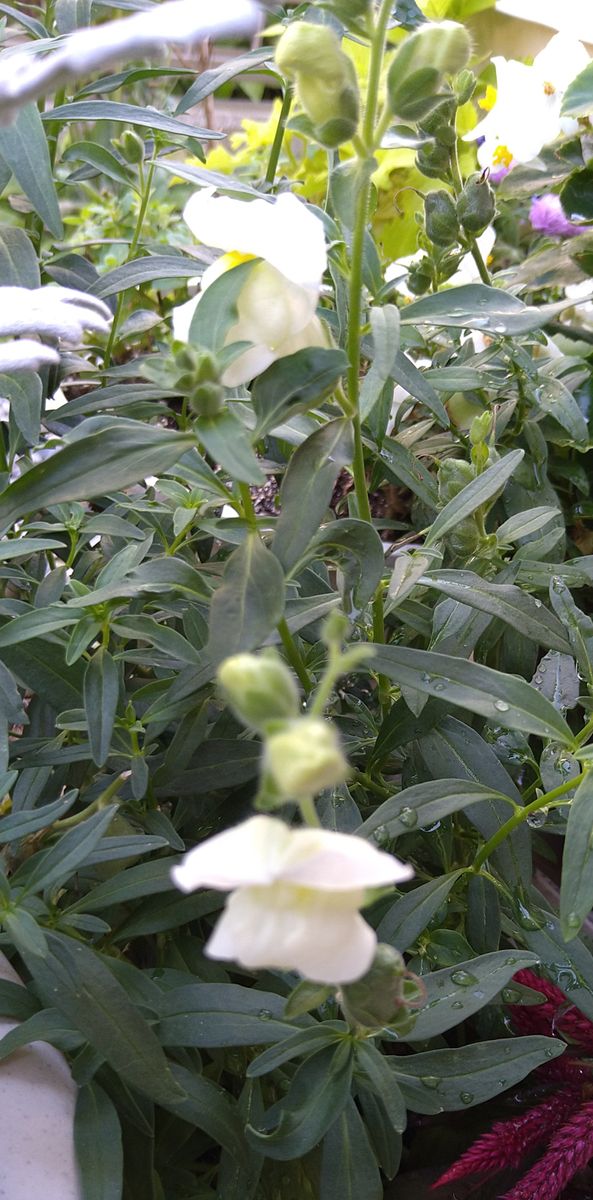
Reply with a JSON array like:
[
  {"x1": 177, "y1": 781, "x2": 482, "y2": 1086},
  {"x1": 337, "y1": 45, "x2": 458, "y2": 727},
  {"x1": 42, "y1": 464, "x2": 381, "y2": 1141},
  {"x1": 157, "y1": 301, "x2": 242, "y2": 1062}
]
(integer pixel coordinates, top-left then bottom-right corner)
[
  {"x1": 0, "y1": 952, "x2": 80, "y2": 1200},
  {"x1": 0, "y1": 0, "x2": 259, "y2": 120},
  {"x1": 465, "y1": 34, "x2": 589, "y2": 174},
  {"x1": 172, "y1": 189, "x2": 328, "y2": 387},
  {"x1": 172, "y1": 815, "x2": 413, "y2": 984}
]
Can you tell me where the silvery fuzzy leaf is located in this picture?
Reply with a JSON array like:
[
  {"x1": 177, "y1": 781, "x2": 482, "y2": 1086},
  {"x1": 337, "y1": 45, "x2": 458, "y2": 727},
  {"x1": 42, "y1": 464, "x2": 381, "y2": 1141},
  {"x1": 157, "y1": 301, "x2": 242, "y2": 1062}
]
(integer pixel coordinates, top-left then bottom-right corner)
[
  {"x1": 0, "y1": 340, "x2": 59, "y2": 372},
  {"x1": 0, "y1": 0, "x2": 259, "y2": 119},
  {"x1": 0, "y1": 286, "x2": 112, "y2": 343}
]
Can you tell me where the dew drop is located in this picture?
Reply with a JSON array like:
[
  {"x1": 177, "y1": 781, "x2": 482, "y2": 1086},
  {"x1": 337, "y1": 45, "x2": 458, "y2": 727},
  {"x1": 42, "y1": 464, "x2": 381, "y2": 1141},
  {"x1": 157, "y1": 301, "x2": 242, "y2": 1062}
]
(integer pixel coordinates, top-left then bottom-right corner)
[
  {"x1": 494, "y1": 700, "x2": 510, "y2": 712},
  {"x1": 451, "y1": 1000, "x2": 464, "y2": 1010},
  {"x1": 398, "y1": 807, "x2": 418, "y2": 829},
  {"x1": 565, "y1": 912, "x2": 582, "y2": 930},
  {"x1": 534, "y1": 599, "x2": 542, "y2": 608},
  {"x1": 421, "y1": 1075, "x2": 441, "y2": 1089},
  {"x1": 258, "y1": 1009, "x2": 273, "y2": 1021},
  {"x1": 450, "y1": 970, "x2": 478, "y2": 987},
  {"x1": 460, "y1": 1091, "x2": 474, "y2": 1105}
]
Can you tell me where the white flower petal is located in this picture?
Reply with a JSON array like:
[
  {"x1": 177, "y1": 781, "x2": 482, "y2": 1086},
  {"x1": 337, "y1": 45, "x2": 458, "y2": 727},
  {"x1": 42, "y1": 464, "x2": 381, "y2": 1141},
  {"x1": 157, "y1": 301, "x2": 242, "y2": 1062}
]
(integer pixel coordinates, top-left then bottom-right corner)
[
  {"x1": 220, "y1": 343, "x2": 275, "y2": 388},
  {"x1": 171, "y1": 815, "x2": 292, "y2": 891},
  {"x1": 278, "y1": 826, "x2": 414, "y2": 891},
  {"x1": 183, "y1": 190, "x2": 327, "y2": 291},
  {"x1": 533, "y1": 33, "x2": 589, "y2": 94},
  {"x1": 171, "y1": 293, "x2": 200, "y2": 343},
  {"x1": 206, "y1": 885, "x2": 377, "y2": 983}
]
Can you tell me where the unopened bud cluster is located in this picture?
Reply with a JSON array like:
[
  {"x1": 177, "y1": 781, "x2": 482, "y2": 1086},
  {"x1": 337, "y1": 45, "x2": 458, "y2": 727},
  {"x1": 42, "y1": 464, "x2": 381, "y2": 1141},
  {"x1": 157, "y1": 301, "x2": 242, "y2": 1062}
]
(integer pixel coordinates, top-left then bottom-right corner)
[
  {"x1": 217, "y1": 651, "x2": 349, "y2": 805},
  {"x1": 340, "y1": 944, "x2": 424, "y2": 1034},
  {"x1": 174, "y1": 346, "x2": 224, "y2": 417}
]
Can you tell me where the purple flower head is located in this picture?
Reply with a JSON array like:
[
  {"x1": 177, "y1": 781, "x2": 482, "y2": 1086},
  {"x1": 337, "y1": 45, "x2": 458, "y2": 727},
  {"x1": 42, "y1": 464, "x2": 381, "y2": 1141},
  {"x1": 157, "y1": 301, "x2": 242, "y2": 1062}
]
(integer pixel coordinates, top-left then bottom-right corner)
[{"x1": 530, "y1": 193, "x2": 581, "y2": 238}]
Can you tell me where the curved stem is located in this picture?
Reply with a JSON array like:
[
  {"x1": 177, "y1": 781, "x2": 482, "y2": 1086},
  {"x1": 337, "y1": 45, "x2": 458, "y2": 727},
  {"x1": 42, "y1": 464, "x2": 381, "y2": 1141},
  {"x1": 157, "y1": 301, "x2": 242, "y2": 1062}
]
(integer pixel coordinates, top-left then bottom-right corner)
[{"x1": 472, "y1": 771, "x2": 586, "y2": 872}]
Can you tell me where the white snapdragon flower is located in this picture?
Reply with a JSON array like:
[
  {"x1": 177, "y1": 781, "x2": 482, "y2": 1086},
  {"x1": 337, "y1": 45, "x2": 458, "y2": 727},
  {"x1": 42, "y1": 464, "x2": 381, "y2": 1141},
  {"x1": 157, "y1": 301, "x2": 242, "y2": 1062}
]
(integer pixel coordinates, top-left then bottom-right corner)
[
  {"x1": 172, "y1": 815, "x2": 413, "y2": 984},
  {"x1": 0, "y1": 0, "x2": 258, "y2": 119},
  {"x1": 0, "y1": 286, "x2": 111, "y2": 373},
  {"x1": 465, "y1": 34, "x2": 589, "y2": 174},
  {"x1": 172, "y1": 189, "x2": 328, "y2": 388}
]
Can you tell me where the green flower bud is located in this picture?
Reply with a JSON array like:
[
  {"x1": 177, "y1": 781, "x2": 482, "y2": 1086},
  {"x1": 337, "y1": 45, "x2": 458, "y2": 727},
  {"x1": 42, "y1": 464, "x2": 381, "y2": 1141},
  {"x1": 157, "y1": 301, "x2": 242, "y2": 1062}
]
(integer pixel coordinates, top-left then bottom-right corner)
[
  {"x1": 263, "y1": 717, "x2": 349, "y2": 799},
  {"x1": 457, "y1": 171, "x2": 496, "y2": 236},
  {"x1": 424, "y1": 190, "x2": 460, "y2": 247},
  {"x1": 275, "y1": 22, "x2": 360, "y2": 147},
  {"x1": 340, "y1": 944, "x2": 412, "y2": 1029},
  {"x1": 188, "y1": 380, "x2": 225, "y2": 418},
  {"x1": 416, "y1": 141, "x2": 451, "y2": 181},
  {"x1": 115, "y1": 129, "x2": 145, "y2": 165},
  {"x1": 387, "y1": 21, "x2": 471, "y2": 121},
  {"x1": 217, "y1": 651, "x2": 300, "y2": 733},
  {"x1": 455, "y1": 68, "x2": 477, "y2": 106},
  {"x1": 469, "y1": 410, "x2": 493, "y2": 446},
  {"x1": 438, "y1": 457, "x2": 474, "y2": 504}
]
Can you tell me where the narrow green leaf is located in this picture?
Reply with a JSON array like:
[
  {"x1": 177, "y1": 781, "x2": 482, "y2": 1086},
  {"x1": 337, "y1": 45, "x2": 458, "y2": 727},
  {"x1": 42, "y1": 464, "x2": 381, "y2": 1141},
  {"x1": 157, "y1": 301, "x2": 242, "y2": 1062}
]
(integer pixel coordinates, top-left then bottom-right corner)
[
  {"x1": 246, "y1": 1043, "x2": 353, "y2": 1160},
  {"x1": 42, "y1": 100, "x2": 222, "y2": 141},
  {"x1": 90, "y1": 254, "x2": 202, "y2": 298},
  {"x1": 406, "y1": 950, "x2": 538, "y2": 1040},
  {"x1": 377, "y1": 872, "x2": 465, "y2": 953},
  {"x1": 320, "y1": 1100, "x2": 383, "y2": 1200},
  {"x1": 359, "y1": 779, "x2": 513, "y2": 839},
  {"x1": 401, "y1": 285, "x2": 544, "y2": 335},
  {"x1": 84, "y1": 649, "x2": 119, "y2": 767},
  {"x1": 0, "y1": 424, "x2": 195, "y2": 533},
  {"x1": 158, "y1": 983, "x2": 307, "y2": 1047},
  {"x1": 425, "y1": 450, "x2": 524, "y2": 547},
  {"x1": 248, "y1": 1024, "x2": 347, "y2": 1078},
  {"x1": 560, "y1": 772, "x2": 593, "y2": 940},
  {"x1": 23, "y1": 933, "x2": 184, "y2": 1106},
  {"x1": 195, "y1": 408, "x2": 264, "y2": 485},
  {"x1": 0, "y1": 225, "x2": 39, "y2": 287},
  {"x1": 252, "y1": 347, "x2": 348, "y2": 438},
  {"x1": 207, "y1": 535, "x2": 285, "y2": 664},
  {"x1": 368, "y1": 644, "x2": 573, "y2": 743},
  {"x1": 12, "y1": 806, "x2": 116, "y2": 895},
  {"x1": 0, "y1": 105, "x2": 62, "y2": 237},
  {"x1": 391, "y1": 1036, "x2": 564, "y2": 1113},
  {"x1": 74, "y1": 1082, "x2": 123, "y2": 1200},
  {"x1": 421, "y1": 569, "x2": 571, "y2": 652},
  {"x1": 273, "y1": 419, "x2": 354, "y2": 571},
  {"x1": 176, "y1": 46, "x2": 273, "y2": 112}
]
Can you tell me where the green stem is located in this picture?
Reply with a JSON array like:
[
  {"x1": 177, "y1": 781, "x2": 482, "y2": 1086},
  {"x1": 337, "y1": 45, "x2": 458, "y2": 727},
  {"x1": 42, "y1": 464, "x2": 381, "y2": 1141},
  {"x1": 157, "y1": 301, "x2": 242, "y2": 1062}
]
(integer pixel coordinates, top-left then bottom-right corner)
[
  {"x1": 53, "y1": 772, "x2": 131, "y2": 831},
  {"x1": 277, "y1": 617, "x2": 313, "y2": 694},
  {"x1": 265, "y1": 85, "x2": 293, "y2": 187},
  {"x1": 472, "y1": 771, "x2": 586, "y2": 871},
  {"x1": 573, "y1": 715, "x2": 593, "y2": 750},
  {"x1": 363, "y1": 0, "x2": 393, "y2": 149},
  {"x1": 299, "y1": 795, "x2": 321, "y2": 828},
  {"x1": 239, "y1": 482, "x2": 258, "y2": 531},
  {"x1": 103, "y1": 156, "x2": 157, "y2": 370},
  {"x1": 309, "y1": 645, "x2": 342, "y2": 717},
  {"x1": 545, "y1": 320, "x2": 593, "y2": 347}
]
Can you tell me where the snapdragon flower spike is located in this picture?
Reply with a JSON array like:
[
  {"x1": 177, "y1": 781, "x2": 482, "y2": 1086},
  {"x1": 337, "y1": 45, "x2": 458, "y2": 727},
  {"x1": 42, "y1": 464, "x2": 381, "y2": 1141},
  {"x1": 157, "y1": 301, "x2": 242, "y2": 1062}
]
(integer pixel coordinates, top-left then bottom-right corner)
[
  {"x1": 172, "y1": 189, "x2": 328, "y2": 387},
  {"x1": 0, "y1": 0, "x2": 258, "y2": 121},
  {"x1": 465, "y1": 33, "x2": 589, "y2": 174},
  {"x1": 502, "y1": 1100, "x2": 593, "y2": 1200},
  {"x1": 0, "y1": 286, "x2": 112, "y2": 344},
  {"x1": 432, "y1": 1089, "x2": 582, "y2": 1190},
  {"x1": 171, "y1": 814, "x2": 413, "y2": 984}
]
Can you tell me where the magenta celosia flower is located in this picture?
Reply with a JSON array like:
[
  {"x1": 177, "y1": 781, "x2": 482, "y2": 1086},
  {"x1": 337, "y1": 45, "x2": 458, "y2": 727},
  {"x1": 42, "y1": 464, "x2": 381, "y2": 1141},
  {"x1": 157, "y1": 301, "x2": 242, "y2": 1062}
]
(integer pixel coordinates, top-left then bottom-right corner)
[
  {"x1": 502, "y1": 1101, "x2": 593, "y2": 1200},
  {"x1": 530, "y1": 194, "x2": 581, "y2": 238}
]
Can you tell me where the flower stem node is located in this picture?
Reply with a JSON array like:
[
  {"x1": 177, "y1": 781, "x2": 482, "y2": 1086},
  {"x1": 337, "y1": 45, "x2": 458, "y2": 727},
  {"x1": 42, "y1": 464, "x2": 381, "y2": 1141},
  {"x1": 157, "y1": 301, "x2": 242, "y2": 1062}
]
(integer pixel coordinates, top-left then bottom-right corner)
[
  {"x1": 263, "y1": 717, "x2": 349, "y2": 800},
  {"x1": 457, "y1": 172, "x2": 496, "y2": 236},
  {"x1": 275, "y1": 21, "x2": 360, "y2": 148},
  {"x1": 387, "y1": 21, "x2": 471, "y2": 122},
  {"x1": 340, "y1": 943, "x2": 423, "y2": 1032},
  {"x1": 424, "y1": 190, "x2": 460, "y2": 247},
  {"x1": 217, "y1": 651, "x2": 300, "y2": 733}
]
